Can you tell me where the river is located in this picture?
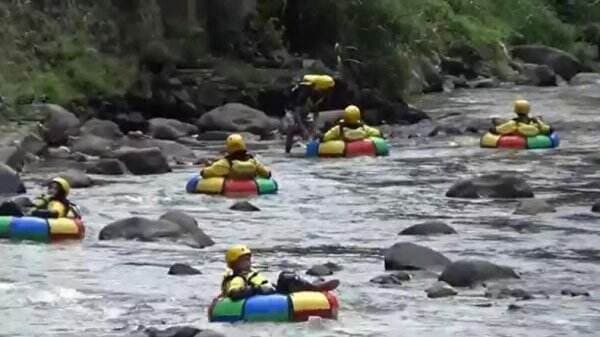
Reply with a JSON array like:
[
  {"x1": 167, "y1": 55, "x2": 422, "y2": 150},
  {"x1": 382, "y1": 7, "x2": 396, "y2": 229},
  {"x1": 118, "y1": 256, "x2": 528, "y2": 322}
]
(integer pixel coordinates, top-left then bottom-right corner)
[{"x1": 1, "y1": 84, "x2": 600, "y2": 337}]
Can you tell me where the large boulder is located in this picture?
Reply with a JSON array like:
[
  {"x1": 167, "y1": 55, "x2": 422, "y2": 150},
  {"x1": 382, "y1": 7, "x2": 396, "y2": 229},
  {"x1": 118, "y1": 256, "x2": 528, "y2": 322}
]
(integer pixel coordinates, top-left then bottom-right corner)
[
  {"x1": 197, "y1": 103, "x2": 279, "y2": 136},
  {"x1": 113, "y1": 147, "x2": 171, "y2": 175},
  {"x1": 80, "y1": 118, "x2": 124, "y2": 140},
  {"x1": 71, "y1": 134, "x2": 117, "y2": 157},
  {"x1": 426, "y1": 281, "x2": 458, "y2": 299},
  {"x1": 159, "y1": 210, "x2": 215, "y2": 248},
  {"x1": 446, "y1": 173, "x2": 534, "y2": 199},
  {"x1": 39, "y1": 104, "x2": 81, "y2": 146},
  {"x1": 153, "y1": 139, "x2": 196, "y2": 163},
  {"x1": 569, "y1": 72, "x2": 600, "y2": 86},
  {"x1": 99, "y1": 215, "x2": 214, "y2": 248},
  {"x1": 149, "y1": 118, "x2": 198, "y2": 140},
  {"x1": 439, "y1": 259, "x2": 520, "y2": 287},
  {"x1": 57, "y1": 169, "x2": 93, "y2": 188},
  {"x1": 0, "y1": 146, "x2": 25, "y2": 171},
  {"x1": 517, "y1": 63, "x2": 557, "y2": 86},
  {"x1": 384, "y1": 242, "x2": 451, "y2": 271},
  {"x1": 0, "y1": 164, "x2": 26, "y2": 195},
  {"x1": 86, "y1": 159, "x2": 127, "y2": 175},
  {"x1": 399, "y1": 221, "x2": 457, "y2": 236},
  {"x1": 511, "y1": 45, "x2": 587, "y2": 81}
]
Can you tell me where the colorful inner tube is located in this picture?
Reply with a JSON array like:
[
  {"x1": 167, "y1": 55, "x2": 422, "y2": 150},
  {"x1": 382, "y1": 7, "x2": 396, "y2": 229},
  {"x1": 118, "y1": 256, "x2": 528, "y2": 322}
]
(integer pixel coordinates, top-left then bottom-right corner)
[
  {"x1": 306, "y1": 137, "x2": 390, "y2": 157},
  {"x1": 186, "y1": 175, "x2": 278, "y2": 197},
  {"x1": 209, "y1": 291, "x2": 338, "y2": 323},
  {"x1": 480, "y1": 132, "x2": 559, "y2": 149},
  {"x1": 0, "y1": 216, "x2": 85, "y2": 242}
]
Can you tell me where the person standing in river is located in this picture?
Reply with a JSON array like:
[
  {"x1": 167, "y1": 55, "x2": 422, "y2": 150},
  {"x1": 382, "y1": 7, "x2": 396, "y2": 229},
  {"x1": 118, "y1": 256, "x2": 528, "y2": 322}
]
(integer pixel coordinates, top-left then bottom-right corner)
[{"x1": 284, "y1": 74, "x2": 336, "y2": 154}]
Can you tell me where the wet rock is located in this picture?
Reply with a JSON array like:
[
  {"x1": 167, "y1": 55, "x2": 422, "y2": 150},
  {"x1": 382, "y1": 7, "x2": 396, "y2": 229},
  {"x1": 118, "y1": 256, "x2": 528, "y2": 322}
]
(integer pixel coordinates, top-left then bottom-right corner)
[
  {"x1": 230, "y1": 201, "x2": 260, "y2": 212},
  {"x1": 511, "y1": 45, "x2": 587, "y2": 81},
  {"x1": 306, "y1": 262, "x2": 342, "y2": 276},
  {"x1": 71, "y1": 134, "x2": 116, "y2": 157},
  {"x1": 426, "y1": 281, "x2": 458, "y2": 298},
  {"x1": 514, "y1": 199, "x2": 556, "y2": 215},
  {"x1": 446, "y1": 173, "x2": 534, "y2": 199},
  {"x1": 113, "y1": 147, "x2": 171, "y2": 175},
  {"x1": 153, "y1": 139, "x2": 196, "y2": 163},
  {"x1": 561, "y1": 289, "x2": 590, "y2": 297},
  {"x1": 39, "y1": 104, "x2": 81, "y2": 146},
  {"x1": 592, "y1": 201, "x2": 600, "y2": 213},
  {"x1": 489, "y1": 218, "x2": 540, "y2": 233},
  {"x1": 57, "y1": 169, "x2": 93, "y2": 188},
  {"x1": 86, "y1": 159, "x2": 127, "y2": 175},
  {"x1": 20, "y1": 134, "x2": 47, "y2": 156},
  {"x1": 399, "y1": 221, "x2": 457, "y2": 235},
  {"x1": 159, "y1": 210, "x2": 215, "y2": 248},
  {"x1": 507, "y1": 304, "x2": 523, "y2": 311},
  {"x1": 114, "y1": 111, "x2": 148, "y2": 134},
  {"x1": 485, "y1": 286, "x2": 534, "y2": 300},
  {"x1": 370, "y1": 271, "x2": 412, "y2": 285},
  {"x1": 197, "y1": 131, "x2": 232, "y2": 141},
  {"x1": 168, "y1": 263, "x2": 202, "y2": 276},
  {"x1": 196, "y1": 103, "x2": 279, "y2": 136},
  {"x1": 468, "y1": 78, "x2": 498, "y2": 89},
  {"x1": 149, "y1": 118, "x2": 198, "y2": 140},
  {"x1": 569, "y1": 72, "x2": 600, "y2": 85},
  {"x1": 384, "y1": 242, "x2": 451, "y2": 271},
  {"x1": 80, "y1": 118, "x2": 123, "y2": 140},
  {"x1": 0, "y1": 146, "x2": 25, "y2": 171},
  {"x1": 439, "y1": 259, "x2": 520, "y2": 287},
  {"x1": 517, "y1": 63, "x2": 557, "y2": 86},
  {"x1": 0, "y1": 164, "x2": 26, "y2": 195},
  {"x1": 135, "y1": 326, "x2": 224, "y2": 337},
  {"x1": 99, "y1": 216, "x2": 214, "y2": 249}
]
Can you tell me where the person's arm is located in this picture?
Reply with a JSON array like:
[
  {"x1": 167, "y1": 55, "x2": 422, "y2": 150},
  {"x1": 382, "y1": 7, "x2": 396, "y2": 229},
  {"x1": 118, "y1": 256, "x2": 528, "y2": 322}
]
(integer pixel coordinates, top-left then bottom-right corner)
[
  {"x1": 224, "y1": 276, "x2": 255, "y2": 301},
  {"x1": 493, "y1": 120, "x2": 517, "y2": 135},
  {"x1": 253, "y1": 159, "x2": 272, "y2": 178},
  {"x1": 322, "y1": 125, "x2": 341, "y2": 142},
  {"x1": 534, "y1": 117, "x2": 552, "y2": 134},
  {"x1": 364, "y1": 125, "x2": 382, "y2": 138},
  {"x1": 200, "y1": 159, "x2": 230, "y2": 178}
]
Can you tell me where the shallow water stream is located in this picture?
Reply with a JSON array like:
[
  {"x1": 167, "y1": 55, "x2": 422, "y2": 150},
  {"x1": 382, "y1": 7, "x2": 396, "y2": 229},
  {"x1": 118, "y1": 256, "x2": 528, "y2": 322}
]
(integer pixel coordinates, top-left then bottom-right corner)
[{"x1": 2, "y1": 85, "x2": 600, "y2": 337}]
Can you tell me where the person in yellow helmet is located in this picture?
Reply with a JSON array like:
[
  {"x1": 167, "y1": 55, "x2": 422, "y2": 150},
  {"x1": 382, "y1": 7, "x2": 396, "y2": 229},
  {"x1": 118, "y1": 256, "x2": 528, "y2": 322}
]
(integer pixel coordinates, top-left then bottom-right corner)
[
  {"x1": 322, "y1": 105, "x2": 382, "y2": 142},
  {"x1": 490, "y1": 99, "x2": 552, "y2": 135},
  {"x1": 222, "y1": 244, "x2": 340, "y2": 300},
  {"x1": 201, "y1": 134, "x2": 271, "y2": 179},
  {"x1": 30, "y1": 177, "x2": 81, "y2": 218},
  {"x1": 285, "y1": 74, "x2": 336, "y2": 153}
]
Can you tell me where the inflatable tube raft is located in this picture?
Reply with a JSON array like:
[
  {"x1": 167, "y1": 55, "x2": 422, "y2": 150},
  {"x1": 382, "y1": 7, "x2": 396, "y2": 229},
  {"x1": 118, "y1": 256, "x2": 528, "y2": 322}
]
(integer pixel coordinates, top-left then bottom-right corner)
[
  {"x1": 209, "y1": 291, "x2": 338, "y2": 322},
  {"x1": 186, "y1": 175, "x2": 278, "y2": 197},
  {"x1": 480, "y1": 132, "x2": 560, "y2": 149},
  {"x1": 0, "y1": 216, "x2": 85, "y2": 242},
  {"x1": 306, "y1": 137, "x2": 390, "y2": 157}
]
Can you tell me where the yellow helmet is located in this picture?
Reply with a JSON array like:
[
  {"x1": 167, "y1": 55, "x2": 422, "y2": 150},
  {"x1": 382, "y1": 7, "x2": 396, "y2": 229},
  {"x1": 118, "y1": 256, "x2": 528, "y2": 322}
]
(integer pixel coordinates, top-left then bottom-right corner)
[
  {"x1": 225, "y1": 244, "x2": 251, "y2": 267},
  {"x1": 514, "y1": 99, "x2": 530, "y2": 115},
  {"x1": 300, "y1": 74, "x2": 335, "y2": 91},
  {"x1": 344, "y1": 105, "x2": 361, "y2": 123},
  {"x1": 51, "y1": 177, "x2": 70, "y2": 196},
  {"x1": 225, "y1": 134, "x2": 246, "y2": 154}
]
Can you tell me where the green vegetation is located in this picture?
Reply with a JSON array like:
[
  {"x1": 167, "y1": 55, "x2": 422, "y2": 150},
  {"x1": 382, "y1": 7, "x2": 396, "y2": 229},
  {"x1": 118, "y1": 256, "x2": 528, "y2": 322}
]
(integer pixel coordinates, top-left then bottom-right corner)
[
  {"x1": 260, "y1": 0, "x2": 600, "y2": 97},
  {"x1": 0, "y1": 2, "x2": 135, "y2": 117}
]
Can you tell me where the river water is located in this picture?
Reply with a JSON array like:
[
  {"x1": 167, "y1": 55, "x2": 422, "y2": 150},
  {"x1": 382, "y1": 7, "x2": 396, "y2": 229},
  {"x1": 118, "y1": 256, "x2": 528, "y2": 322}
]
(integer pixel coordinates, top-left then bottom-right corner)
[{"x1": 1, "y1": 84, "x2": 600, "y2": 337}]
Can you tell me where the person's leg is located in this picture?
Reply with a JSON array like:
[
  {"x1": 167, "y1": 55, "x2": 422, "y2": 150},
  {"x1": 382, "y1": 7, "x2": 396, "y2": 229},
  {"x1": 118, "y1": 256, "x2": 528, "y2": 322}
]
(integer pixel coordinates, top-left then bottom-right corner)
[{"x1": 276, "y1": 271, "x2": 340, "y2": 293}]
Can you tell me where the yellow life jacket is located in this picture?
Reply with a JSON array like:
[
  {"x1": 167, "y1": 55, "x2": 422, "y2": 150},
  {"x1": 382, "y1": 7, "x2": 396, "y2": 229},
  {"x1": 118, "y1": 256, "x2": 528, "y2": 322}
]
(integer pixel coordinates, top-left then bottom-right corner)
[
  {"x1": 221, "y1": 269, "x2": 270, "y2": 295},
  {"x1": 33, "y1": 196, "x2": 79, "y2": 218},
  {"x1": 339, "y1": 121, "x2": 368, "y2": 141},
  {"x1": 228, "y1": 159, "x2": 258, "y2": 179}
]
